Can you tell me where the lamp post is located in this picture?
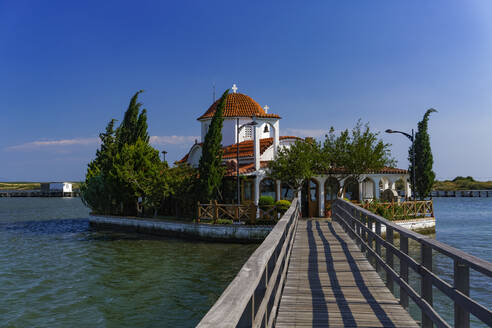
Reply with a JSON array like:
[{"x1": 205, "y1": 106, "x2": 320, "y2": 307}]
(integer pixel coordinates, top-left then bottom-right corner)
[
  {"x1": 236, "y1": 117, "x2": 258, "y2": 205},
  {"x1": 385, "y1": 129, "x2": 416, "y2": 201},
  {"x1": 162, "y1": 150, "x2": 168, "y2": 162}
]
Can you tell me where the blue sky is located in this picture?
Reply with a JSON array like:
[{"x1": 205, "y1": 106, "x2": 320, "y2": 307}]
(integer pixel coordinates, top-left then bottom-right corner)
[{"x1": 1, "y1": 1, "x2": 492, "y2": 181}]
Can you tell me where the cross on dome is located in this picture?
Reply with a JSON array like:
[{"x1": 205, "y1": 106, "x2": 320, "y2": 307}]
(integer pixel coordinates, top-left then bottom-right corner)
[
  {"x1": 232, "y1": 84, "x2": 238, "y2": 93},
  {"x1": 263, "y1": 105, "x2": 269, "y2": 113}
]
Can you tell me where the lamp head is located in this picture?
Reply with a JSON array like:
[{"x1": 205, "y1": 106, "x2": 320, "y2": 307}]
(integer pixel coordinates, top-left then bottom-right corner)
[{"x1": 385, "y1": 129, "x2": 394, "y2": 133}]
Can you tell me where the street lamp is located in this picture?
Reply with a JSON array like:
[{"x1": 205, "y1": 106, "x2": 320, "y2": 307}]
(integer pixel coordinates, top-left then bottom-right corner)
[
  {"x1": 385, "y1": 129, "x2": 416, "y2": 201},
  {"x1": 162, "y1": 150, "x2": 168, "y2": 162},
  {"x1": 236, "y1": 117, "x2": 258, "y2": 205}
]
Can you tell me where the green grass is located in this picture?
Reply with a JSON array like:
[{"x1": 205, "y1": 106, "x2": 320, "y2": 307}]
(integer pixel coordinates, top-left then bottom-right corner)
[
  {"x1": 0, "y1": 181, "x2": 82, "y2": 191},
  {"x1": 434, "y1": 176, "x2": 492, "y2": 191},
  {"x1": 0, "y1": 182, "x2": 41, "y2": 190}
]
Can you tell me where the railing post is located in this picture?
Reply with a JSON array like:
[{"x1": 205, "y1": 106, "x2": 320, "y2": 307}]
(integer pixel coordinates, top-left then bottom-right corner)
[
  {"x1": 362, "y1": 214, "x2": 367, "y2": 243},
  {"x1": 197, "y1": 201, "x2": 201, "y2": 223},
  {"x1": 421, "y1": 244, "x2": 433, "y2": 328},
  {"x1": 352, "y1": 208, "x2": 357, "y2": 233},
  {"x1": 367, "y1": 217, "x2": 373, "y2": 262},
  {"x1": 375, "y1": 221, "x2": 381, "y2": 272},
  {"x1": 386, "y1": 227, "x2": 394, "y2": 293},
  {"x1": 249, "y1": 203, "x2": 256, "y2": 225},
  {"x1": 399, "y1": 235, "x2": 409, "y2": 309},
  {"x1": 213, "y1": 200, "x2": 218, "y2": 224},
  {"x1": 454, "y1": 260, "x2": 470, "y2": 328}
]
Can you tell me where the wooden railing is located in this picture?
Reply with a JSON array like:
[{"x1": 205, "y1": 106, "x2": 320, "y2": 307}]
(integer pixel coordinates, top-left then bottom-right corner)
[
  {"x1": 197, "y1": 201, "x2": 254, "y2": 223},
  {"x1": 332, "y1": 199, "x2": 492, "y2": 328},
  {"x1": 197, "y1": 201, "x2": 283, "y2": 224},
  {"x1": 357, "y1": 200, "x2": 434, "y2": 220},
  {"x1": 197, "y1": 198, "x2": 300, "y2": 328}
]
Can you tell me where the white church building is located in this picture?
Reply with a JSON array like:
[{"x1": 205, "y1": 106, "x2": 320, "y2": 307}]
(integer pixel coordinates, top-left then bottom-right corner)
[{"x1": 179, "y1": 85, "x2": 411, "y2": 217}]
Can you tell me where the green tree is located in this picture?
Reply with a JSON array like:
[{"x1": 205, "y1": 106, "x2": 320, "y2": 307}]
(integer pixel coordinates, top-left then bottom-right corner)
[
  {"x1": 110, "y1": 139, "x2": 168, "y2": 216},
  {"x1": 81, "y1": 90, "x2": 167, "y2": 216},
  {"x1": 409, "y1": 109, "x2": 437, "y2": 199},
  {"x1": 116, "y1": 90, "x2": 149, "y2": 148},
  {"x1": 323, "y1": 121, "x2": 395, "y2": 189},
  {"x1": 197, "y1": 89, "x2": 228, "y2": 201},
  {"x1": 267, "y1": 139, "x2": 319, "y2": 194},
  {"x1": 167, "y1": 163, "x2": 198, "y2": 217},
  {"x1": 81, "y1": 119, "x2": 118, "y2": 214}
]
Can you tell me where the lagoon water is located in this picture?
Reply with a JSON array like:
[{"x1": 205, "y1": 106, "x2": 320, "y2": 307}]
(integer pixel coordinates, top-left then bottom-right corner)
[
  {"x1": 0, "y1": 198, "x2": 257, "y2": 327},
  {"x1": 0, "y1": 197, "x2": 491, "y2": 327}
]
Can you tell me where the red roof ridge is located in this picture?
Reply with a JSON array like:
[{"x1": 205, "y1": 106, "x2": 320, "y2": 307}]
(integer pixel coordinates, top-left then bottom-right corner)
[{"x1": 197, "y1": 93, "x2": 281, "y2": 120}]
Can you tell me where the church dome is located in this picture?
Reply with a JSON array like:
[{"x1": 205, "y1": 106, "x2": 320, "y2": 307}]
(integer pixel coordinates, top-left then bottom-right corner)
[{"x1": 197, "y1": 92, "x2": 280, "y2": 120}]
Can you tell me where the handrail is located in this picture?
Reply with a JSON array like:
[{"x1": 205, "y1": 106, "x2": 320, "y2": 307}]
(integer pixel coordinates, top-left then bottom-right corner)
[
  {"x1": 332, "y1": 198, "x2": 492, "y2": 328},
  {"x1": 197, "y1": 198, "x2": 300, "y2": 328}
]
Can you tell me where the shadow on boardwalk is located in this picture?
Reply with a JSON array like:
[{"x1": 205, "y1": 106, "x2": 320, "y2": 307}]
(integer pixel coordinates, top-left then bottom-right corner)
[{"x1": 275, "y1": 218, "x2": 418, "y2": 328}]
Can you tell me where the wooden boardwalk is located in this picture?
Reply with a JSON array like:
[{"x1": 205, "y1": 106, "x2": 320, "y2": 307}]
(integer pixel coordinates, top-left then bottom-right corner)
[{"x1": 276, "y1": 219, "x2": 419, "y2": 328}]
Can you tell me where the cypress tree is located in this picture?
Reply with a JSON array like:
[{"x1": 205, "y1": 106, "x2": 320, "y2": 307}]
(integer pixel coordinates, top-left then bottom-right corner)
[
  {"x1": 409, "y1": 108, "x2": 437, "y2": 199},
  {"x1": 197, "y1": 89, "x2": 229, "y2": 202},
  {"x1": 116, "y1": 90, "x2": 148, "y2": 147},
  {"x1": 82, "y1": 90, "x2": 165, "y2": 216}
]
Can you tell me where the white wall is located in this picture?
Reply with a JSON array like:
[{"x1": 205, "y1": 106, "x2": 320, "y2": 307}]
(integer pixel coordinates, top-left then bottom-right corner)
[
  {"x1": 49, "y1": 183, "x2": 72, "y2": 192},
  {"x1": 222, "y1": 119, "x2": 236, "y2": 145},
  {"x1": 63, "y1": 183, "x2": 72, "y2": 192},
  {"x1": 188, "y1": 146, "x2": 202, "y2": 167},
  {"x1": 200, "y1": 121, "x2": 209, "y2": 142}
]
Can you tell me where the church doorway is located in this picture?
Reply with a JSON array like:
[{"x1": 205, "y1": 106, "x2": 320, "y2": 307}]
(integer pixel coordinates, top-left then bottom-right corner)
[{"x1": 302, "y1": 179, "x2": 319, "y2": 218}]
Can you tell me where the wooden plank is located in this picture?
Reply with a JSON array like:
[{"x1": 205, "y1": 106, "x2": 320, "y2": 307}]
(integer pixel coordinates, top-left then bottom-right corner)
[{"x1": 275, "y1": 219, "x2": 418, "y2": 328}]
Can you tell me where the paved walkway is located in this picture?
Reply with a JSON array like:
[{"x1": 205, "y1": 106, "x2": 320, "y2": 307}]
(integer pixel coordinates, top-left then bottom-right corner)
[{"x1": 275, "y1": 219, "x2": 418, "y2": 327}]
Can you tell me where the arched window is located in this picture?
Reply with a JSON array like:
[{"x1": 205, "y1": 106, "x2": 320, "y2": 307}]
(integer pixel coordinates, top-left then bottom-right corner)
[
  {"x1": 260, "y1": 178, "x2": 276, "y2": 200},
  {"x1": 344, "y1": 177, "x2": 359, "y2": 201},
  {"x1": 361, "y1": 178, "x2": 375, "y2": 200},
  {"x1": 324, "y1": 177, "x2": 340, "y2": 201},
  {"x1": 281, "y1": 182, "x2": 294, "y2": 200}
]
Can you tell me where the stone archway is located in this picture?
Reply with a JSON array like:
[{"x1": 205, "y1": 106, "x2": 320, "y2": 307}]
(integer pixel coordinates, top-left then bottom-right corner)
[
  {"x1": 343, "y1": 177, "x2": 359, "y2": 201},
  {"x1": 302, "y1": 179, "x2": 319, "y2": 218},
  {"x1": 280, "y1": 182, "x2": 294, "y2": 201},
  {"x1": 259, "y1": 178, "x2": 276, "y2": 200},
  {"x1": 361, "y1": 177, "x2": 375, "y2": 201},
  {"x1": 324, "y1": 177, "x2": 340, "y2": 217}
]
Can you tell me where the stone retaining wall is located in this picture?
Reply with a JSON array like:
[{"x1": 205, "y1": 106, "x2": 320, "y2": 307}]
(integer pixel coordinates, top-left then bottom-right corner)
[
  {"x1": 89, "y1": 215, "x2": 272, "y2": 243},
  {"x1": 380, "y1": 217, "x2": 436, "y2": 235}
]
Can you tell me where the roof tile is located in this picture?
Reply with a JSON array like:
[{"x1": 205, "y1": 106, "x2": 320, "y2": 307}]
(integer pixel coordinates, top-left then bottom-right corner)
[{"x1": 197, "y1": 93, "x2": 281, "y2": 120}]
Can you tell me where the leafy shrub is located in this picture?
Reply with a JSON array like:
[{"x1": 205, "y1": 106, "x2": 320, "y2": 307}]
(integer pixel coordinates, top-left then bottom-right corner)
[
  {"x1": 259, "y1": 196, "x2": 275, "y2": 209},
  {"x1": 216, "y1": 218, "x2": 233, "y2": 225},
  {"x1": 275, "y1": 199, "x2": 291, "y2": 215}
]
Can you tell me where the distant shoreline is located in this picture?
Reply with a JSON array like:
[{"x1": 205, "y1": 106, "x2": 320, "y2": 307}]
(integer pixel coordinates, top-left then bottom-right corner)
[
  {"x1": 2, "y1": 178, "x2": 492, "y2": 192},
  {"x1": 0, "y1": 182, "x2": 81, "y2": 191}
]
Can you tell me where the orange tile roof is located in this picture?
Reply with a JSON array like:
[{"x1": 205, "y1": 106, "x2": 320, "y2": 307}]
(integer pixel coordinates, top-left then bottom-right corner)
[
  {"x1": 222, "y1": 136, "x2": 300, "y2": 159},
  {"x1": 177, "y1": 136, "x2": 300, "y2": 163},
  {"x1": 176, "y1": 142, "x2": 203, "y2": 164},
  {"x1": 197, "y1": 93, "x2": 281, "y2": 120},
  {"x1": 224, "y1": 161, "x2": 269, "y2": 176},
  {"x1": 326, "y1": 166, "x2": 408, "y2": 175}
]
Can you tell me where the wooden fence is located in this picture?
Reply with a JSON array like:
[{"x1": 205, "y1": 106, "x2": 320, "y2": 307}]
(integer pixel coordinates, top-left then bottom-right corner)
[
  {"x1": 197, "y1": 201, "x2": 282, "y2": 224},
  {"x1": 197, "y1": 198, "x2": 300, "y2": 327},
  {"x1": 332, "y1": 199, "x2": 492, "y2": 328},
  {"x1": 357, "y1": 200, "x2": 434, "y2": 220}
]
